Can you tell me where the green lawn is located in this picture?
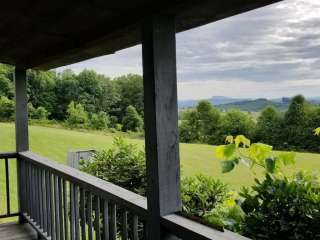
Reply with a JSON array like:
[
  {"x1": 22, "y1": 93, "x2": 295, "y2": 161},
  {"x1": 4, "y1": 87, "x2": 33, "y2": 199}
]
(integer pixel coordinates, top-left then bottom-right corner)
[
  {"x1": 1, "y1": 122, "x2": 320, "y2": 222},
  {"x1": 1, "y1": 122, "x2": 320, "y2": 190}
]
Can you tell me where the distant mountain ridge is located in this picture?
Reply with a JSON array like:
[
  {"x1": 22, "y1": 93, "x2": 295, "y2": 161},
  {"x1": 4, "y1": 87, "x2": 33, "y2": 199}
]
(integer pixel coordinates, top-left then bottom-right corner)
[
  {"x1": 178, "y1": 96, "x2": 251, "y2": 109},
  {"x1": 178, "y1": 96, "x2": 320, "y2": 112}
]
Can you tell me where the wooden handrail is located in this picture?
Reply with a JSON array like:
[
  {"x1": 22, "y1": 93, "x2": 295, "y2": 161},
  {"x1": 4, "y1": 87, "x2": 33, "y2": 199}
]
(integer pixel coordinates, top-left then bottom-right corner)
[
  {"x1": 18, "y1": 151, "x2": 249, "y2": 240},
  {"x1": 162, "y1": 214, "x2": 250, "y2": 240},
  {"x1": 19, "y1": 151, "x2": 148, "y2": 218},
  {"x1": 0, "y1": 152, "x2": 17, "y2": 158}
]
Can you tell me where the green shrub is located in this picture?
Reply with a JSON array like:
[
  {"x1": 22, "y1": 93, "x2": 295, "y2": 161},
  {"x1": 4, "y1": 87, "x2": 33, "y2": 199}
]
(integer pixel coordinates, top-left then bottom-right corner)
[
  {"x1": 0, "y1": 96, "x2": 14, "y2": 121},
  {"x1": 181, "y1": 175, "x2": 229, "y2": 217},
  {"x1": 181, "y1": 175, "x2": 245, "y2": 231},
  {"x1": 122, "y1": 105, "x2": 143, "y2": 132},
  {"x1": 206, "y1": 192, "x2": 245, "y2": 233},
  {"x1": 29, "y1": 103, "x2": 49, "y2": 120},
  {"x1": 90, "y1": 111, "x2": 110, "y2": 130},
  {"x1": 240, "y1": 172, "x2": 320, "y2": 240},
  {"x1": 80, "y1": 137, "x2": 146, "y2": 195},
  {"x1": 216, "y1": 135, "x2": 320, "y2": 238},
  {"x1": 66, "y1": 101, "x2": 88, "y2": 128}
]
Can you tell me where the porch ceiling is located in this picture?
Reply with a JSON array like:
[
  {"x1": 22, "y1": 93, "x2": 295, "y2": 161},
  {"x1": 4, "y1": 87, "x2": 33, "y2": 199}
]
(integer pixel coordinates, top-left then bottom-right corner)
[{"x1": 0, "y1": 0, "x2": 281, "y2": 70}]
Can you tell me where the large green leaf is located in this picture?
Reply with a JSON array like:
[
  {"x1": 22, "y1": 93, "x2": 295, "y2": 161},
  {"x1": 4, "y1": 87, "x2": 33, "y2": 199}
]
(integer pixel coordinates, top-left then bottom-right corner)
[
  {"x1": 235, "y1": 135, "x2": 250, "y2": 148},
  {"x1": 314, "y1": 127, "x2": 320, "y2": 136},
  {"x1": 277, "y1": 152, "x2": 296, "y2": 166},
  {"x1": 265, "y1": 158, "x2": 276, "y2": 173},
  {"x1": 248, "y1": 143, "x2": 273, "y2": 164},
  {"x1": 225, "y1": 135, "x2": 234, "y2": 144},
  {"x1": 221, "y1": 160, "x2": 235, "y2": 173},
  {"x1": 215, "y1": 144, "x2": 236, "y2": 159}
]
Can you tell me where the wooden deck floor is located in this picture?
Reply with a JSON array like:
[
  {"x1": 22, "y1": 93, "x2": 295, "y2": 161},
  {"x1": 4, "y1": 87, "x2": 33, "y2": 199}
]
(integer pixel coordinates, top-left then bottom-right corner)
[{"x1": 0, "y1": 222, "x2": 37, "y2": 240}]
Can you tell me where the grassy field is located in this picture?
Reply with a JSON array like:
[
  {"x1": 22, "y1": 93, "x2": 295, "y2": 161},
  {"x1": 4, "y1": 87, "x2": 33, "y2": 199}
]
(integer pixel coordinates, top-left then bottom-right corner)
[
  {"x1": 0, "y1": 122, "x2": 320, "y2": 222},
  {"x1": 1, "y1": 122, "x2": 320, "y2": 189}
]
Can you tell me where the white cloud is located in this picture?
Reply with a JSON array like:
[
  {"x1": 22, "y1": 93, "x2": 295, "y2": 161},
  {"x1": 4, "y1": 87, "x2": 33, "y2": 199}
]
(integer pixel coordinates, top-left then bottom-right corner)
[{"x1": 56, "y1": 0, "x2": 320, "y2": 100}]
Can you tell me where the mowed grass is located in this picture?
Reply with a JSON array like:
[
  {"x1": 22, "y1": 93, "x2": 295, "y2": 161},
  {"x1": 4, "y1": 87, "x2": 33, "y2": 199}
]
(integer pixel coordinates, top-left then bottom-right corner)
[
  {"x1": 1, "y1": 122, "x2": 320, "y2": 189},
  {"x1": 1, "y1": 122, "x2": 320, "y2": 221}
]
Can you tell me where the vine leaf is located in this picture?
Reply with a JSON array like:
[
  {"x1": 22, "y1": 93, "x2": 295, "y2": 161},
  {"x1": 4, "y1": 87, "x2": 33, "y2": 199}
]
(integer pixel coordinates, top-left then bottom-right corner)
[{"x1": 221, "y1": 160, "x2": 235, "y2": 173}]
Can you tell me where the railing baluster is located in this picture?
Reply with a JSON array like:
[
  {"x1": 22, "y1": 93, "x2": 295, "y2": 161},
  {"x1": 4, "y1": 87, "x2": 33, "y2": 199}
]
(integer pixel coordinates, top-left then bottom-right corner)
[
  {"x1": 25, "y1": 162, "x2": 30, "y2": 215},
  {"x1": 19, "y1": 158, "x2": 26, "y2": 217},
  {"x1": 63, "y1": 180, "x2": 69, "y2": 240},
  {"x1": 49, "y1": 172, "x2": 56, "y2": 240},
  {"x1": 88, "y1": 192, "x2": 93, "y2": 240},
  {"x1": 39, "y1": 168, "x2": 44, "y2": 229},
  {"x1": 55, "y1": 176, "x2": 61, "y2": 240},
  {"x1": 70, "y1": 183, "x2": 75, "y2": 240},
  {"x1": 46, "y1": 170, "x2": 52, "y2": 237},
  {"x1": 103, "y1": 200, "x2": 109, "y2": 240},
  {"x1": 58, "y1": 177, "x2": 64, "y2": 240},
  {"x1": 35, "y1": 167, "x2": 40, "y2": 224},
  {"x1": 132, "y1": 215, "x2": 139, "y2": 240},
  {"x1": 42, "y1": 169, "x2": 48, "y2": 235},
  {"x1": 74, "y1": 185, "x2": 80, "y2": 240},
  {"x1": 110, "y1": 203, "x2": 117, "y2": 240},
  {"x1": 80, "y1": 188, "x2": 86, "y2": 240},
  {"x1": 121, "y1": 211, "x2": 128, "y2": 240},
  {"x1": 95, "y1": 196, "x2": 101, "y2": 240},
  {"x1": 31, "y1": 165, "x2": 35, "y2": 221},
  {"x1": 5, "y1": 158, "x2": 10, "y2": 216}
]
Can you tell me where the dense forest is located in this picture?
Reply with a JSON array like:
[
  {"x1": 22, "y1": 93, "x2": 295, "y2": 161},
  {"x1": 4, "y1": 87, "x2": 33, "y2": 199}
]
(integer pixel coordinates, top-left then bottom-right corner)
[
  {"x1": 1, "y1": 63, "x2": 320, "y2": 152},
  {"x1": 0, "y1": 64, "x2": 144, "y2": 131},
  {"x1": 180, "y1": 96, "x2": 320, "y2": 152}
]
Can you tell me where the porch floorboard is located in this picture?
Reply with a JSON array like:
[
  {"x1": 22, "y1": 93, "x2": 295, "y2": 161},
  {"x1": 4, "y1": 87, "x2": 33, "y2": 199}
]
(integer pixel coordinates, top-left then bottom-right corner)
[{"x1": 0, "y1": 222, "x2": 37, "y2": 240}]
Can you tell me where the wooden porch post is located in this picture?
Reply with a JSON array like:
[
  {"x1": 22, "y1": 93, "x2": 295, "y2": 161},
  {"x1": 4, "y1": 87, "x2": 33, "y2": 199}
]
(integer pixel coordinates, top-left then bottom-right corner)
[
  {"x1": 14, "y1": 68, "x2": 29, "y2": 152},
  {"x1": 142, "y1": 15, "x2": 181, "y2": 239},
  {"x1": 14, "y1": 68, "x2": 29, "y2": 223}
]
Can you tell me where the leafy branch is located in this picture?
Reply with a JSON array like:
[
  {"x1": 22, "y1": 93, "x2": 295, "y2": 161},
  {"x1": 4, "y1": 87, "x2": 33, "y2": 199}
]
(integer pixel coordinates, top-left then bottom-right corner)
[{"x1": 215, "y1": 135, "x2": 296, "y2": 174}]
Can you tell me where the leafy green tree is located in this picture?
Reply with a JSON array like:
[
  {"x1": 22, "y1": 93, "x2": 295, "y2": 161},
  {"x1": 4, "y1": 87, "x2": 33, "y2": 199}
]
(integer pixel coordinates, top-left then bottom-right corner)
[
  {"x1": 179, "y1": 109, "x2": 201, "y2": 143},
  {"x1": 27, "y1": 70, "x2": 56, "y2": 114},
  {"x1": 90, "y1": 111, "x2": 110, "y2": 130},
  {"x1": 76, "y1": 69, "x2": 103, "y2": 113},
  {"x1": 122, "y1": 105, "x2": 143, "y2": 132},
  {"x1": 196, "y1": 100, "x2": 221, "y2": 144},
  {"x1": 0, "y1": 75, "x2": 13, "y2": 98},
  {"x1": 98, "y1": 79, "x2": 120, "y2": 115},
  {"x1": 219, "y1": 110, "x2": 255, "y2": 142},
  {"x1": 283, "y1": 95, "x2": 309, "y2": 148},
  {"x1": 114, "y1": 74, "x2": 144, "y2": 121},
  {"x1": 66, "y1": 101, "x2": 88, "y2": 128},
  {"x1": 53, "y1": 69, "x2": 79, "y2": 120},
  {"x1": 255, "y1": 106, "x2": 282, "y2": 146},
  {"x1": 0, "y1": 96, "x2": 15, "y2": 120}
]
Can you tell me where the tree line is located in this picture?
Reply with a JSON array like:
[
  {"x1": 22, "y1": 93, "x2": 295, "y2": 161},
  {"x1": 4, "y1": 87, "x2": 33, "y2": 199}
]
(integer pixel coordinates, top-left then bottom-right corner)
[
  {"x1": 0, "y1": 64, "x2": 144, "y2": 131},
  {"x1": 1, "y1": 63, "x2": 320, "y2": 151},
  {"x1": 179, "y1": 95, "x2": 320, "y2": 152}
]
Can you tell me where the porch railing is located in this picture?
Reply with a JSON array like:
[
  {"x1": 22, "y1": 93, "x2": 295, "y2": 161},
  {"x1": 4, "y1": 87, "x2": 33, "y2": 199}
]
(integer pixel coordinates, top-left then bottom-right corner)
[
  {"x1": 0, "y1": 152, "x2": 19, "y2": 219},
  {"x1": 0, "y1": 151, "x2": 248, "y2": 240}
]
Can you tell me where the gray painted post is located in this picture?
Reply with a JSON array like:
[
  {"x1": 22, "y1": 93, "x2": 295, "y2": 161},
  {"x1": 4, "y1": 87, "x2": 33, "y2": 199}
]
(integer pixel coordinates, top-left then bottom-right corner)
[
  {"x1": 142, "y1": 15, "x2": 181, "y2": 239},
  {"x1": 14, "y1": 68, "x2": 29, "y2": 223},
  {"x1": 14, "y1": 68, "x2": 29, "y2": 152}
]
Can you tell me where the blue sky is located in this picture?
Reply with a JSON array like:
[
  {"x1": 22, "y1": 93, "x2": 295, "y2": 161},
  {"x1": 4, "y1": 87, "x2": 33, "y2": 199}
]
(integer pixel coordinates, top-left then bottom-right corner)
[{"x1": 57, "y1": 0, "x2": 320, "y2": 100}]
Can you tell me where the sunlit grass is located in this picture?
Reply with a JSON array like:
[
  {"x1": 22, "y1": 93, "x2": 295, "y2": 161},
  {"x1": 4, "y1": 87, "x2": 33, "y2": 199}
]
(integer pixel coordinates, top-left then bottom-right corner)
[{"x1": 0, "y1": 122, "x2": 319, "y2": 222}]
